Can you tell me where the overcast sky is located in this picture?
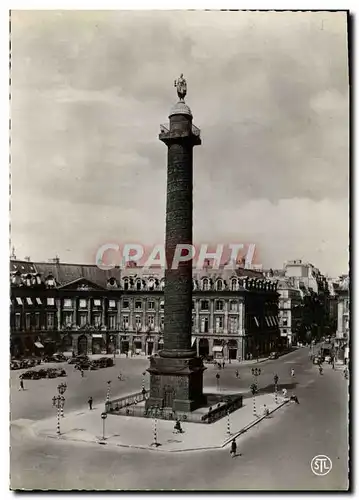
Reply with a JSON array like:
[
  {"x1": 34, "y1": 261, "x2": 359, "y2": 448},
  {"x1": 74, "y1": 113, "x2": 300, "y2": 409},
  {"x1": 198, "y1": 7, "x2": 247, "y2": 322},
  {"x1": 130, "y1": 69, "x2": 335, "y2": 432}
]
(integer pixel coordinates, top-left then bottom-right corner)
[{"x1": 11, "y1": 10, "x2": 349, "y2": 276}]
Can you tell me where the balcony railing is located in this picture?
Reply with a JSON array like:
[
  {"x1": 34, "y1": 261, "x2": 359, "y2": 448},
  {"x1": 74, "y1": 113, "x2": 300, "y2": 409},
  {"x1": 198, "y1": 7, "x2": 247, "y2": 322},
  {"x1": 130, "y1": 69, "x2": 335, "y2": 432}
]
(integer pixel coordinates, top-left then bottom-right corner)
[{"x1": 160, "y1": 123, "x2": 201, "y2": 138}]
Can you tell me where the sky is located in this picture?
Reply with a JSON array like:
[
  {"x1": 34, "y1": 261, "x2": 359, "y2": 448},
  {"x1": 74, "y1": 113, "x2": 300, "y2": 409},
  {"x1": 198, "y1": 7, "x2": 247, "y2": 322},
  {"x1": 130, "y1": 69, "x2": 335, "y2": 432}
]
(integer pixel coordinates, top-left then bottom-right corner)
[{"x1": 10, "y1": 10, "x2": 349, "y2": 276}]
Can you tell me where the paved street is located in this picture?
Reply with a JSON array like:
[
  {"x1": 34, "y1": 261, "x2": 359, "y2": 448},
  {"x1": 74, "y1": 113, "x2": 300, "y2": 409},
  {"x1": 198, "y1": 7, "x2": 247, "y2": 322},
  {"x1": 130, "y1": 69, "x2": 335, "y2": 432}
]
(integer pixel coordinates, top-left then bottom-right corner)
[{"x1": 10, "y1": 347, "x2": 349, "y2": 490}]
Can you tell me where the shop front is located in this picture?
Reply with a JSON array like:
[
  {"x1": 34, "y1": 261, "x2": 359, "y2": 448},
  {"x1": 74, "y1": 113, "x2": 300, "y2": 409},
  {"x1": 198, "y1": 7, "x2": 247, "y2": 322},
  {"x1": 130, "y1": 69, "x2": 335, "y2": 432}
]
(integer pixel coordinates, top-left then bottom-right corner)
[
  {"x1": 133, "y1": 336, "x2": 143, "y2": 355},
  {"x1": 228, "y1": 339, "x2": 238, "y2": 360},
  {"x1": 92, "y1": 334, "x2": 105, "y2": 354},
  {"x1": 120, "y1": 336, "x2": 129, "y2": 355},
  {"x1": 198, "y1": 338, "x2": 209, "y2": 357},
  {"x1": 146, "y1": 337, "x2": 154, "y2": 356},
  {"x1": 212, "y1": 345, "x2": 224, "y2": 360}
]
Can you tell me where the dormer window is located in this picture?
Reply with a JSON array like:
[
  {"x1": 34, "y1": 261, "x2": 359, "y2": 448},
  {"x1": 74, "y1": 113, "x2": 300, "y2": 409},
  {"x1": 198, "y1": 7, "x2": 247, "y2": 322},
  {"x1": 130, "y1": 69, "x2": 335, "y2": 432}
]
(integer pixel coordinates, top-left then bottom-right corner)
[
  {"x1": 46, "y1": 275, "x2": 55, "y2": 288},
  {"x1": 79, "y1": 299, "x2": 87, "y2": 308},
  {"x1": 231, "y1": 279, "x2": 238, "y2": 291},
  {"x1": 202, "y1": 278, "x2": 210, "y2": 291},
  {"x1": 216, "y1": 280, "x2": 223, "y2": 291},
  {"x1": 123, "y1": 278, "x2": 129, "y2": 291},
  {"x1": 148, "y1": 279, "x2": 155, "y2": 290},
  {"x1": 160, "y1": 280, "x2": 165, "y2": 291},
  {"x1": 108, "y1": 277, "x2": 118, "y2": 288},
  {"x1": 136, "y1": 280, "x2": 142, "y2": 291}
]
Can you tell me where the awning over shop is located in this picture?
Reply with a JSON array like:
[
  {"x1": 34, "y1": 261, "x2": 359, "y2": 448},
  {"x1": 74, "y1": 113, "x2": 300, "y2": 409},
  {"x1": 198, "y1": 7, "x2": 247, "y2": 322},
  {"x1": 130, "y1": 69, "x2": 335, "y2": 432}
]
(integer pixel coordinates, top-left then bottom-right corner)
[
  {"x1": 36, "y1": 298, "x2": 42, "y2": 305},
  {"x1": 16, "y1": 297, "x2": 23, "y2": 306},
  {"x1": 26, "y1": 298, "x2": 33, "y2": 305},
  {"x1": 191, "y1": 337, "x2": 196, "y2": 346},
  {"x1": 35, "y1": 342, "x2": 44, "y2": 349},
  {"x1": 92, "y1": 334, "x2": 103, "y2": 338},
  {"x1": 212, "y1": 346, "x2": 223, "y2": 353},
  {"x1": 254, "y1": 317, "x2": 259, "y2": 327}
]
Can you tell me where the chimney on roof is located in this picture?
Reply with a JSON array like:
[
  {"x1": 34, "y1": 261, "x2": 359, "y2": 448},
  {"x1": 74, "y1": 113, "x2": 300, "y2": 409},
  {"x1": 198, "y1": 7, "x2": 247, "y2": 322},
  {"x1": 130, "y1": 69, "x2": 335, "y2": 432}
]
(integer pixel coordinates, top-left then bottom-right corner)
[{"x1": 24, "y1": 256, "x2": 31, "y2": 262}]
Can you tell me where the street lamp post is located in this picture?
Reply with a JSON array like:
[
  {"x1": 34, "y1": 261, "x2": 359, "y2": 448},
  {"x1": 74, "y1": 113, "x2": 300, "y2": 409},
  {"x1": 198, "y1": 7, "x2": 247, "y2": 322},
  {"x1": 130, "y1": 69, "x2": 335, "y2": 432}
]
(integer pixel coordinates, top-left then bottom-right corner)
[
  {"x1": 273, "y1": 374, "x2": 279, "y2": 405},
  {"x1": 142, "y1": 372, "x2": 146, "y2": 391},
  {"x1": 52, "y1": 395, "x2": 63, "y2": 438},
  {"x1": 106, "y1": 380, "x2": 112, "y2": 403},
  {"x1": 57, "y1": 382, "x2": 67, "y2": 418},
  {"x1": 251, "y1": 368, "x2": 261, "y2": 417},
  {"x1": 150, "y1": 405, "x2": 160, "y2": 447},
  {"x1": 226, "y1": 398, "x2": 231, "y2": 437},
  {"x1": 101, "y1": 412, "x2": 107, "y2": 441}
]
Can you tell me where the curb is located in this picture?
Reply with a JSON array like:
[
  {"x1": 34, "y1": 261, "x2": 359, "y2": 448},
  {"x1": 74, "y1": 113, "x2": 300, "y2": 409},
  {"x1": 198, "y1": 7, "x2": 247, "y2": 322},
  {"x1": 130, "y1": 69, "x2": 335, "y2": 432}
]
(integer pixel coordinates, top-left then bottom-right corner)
[
  {"x1": 221, "y1": 399, "x2": 289, "y2": 447},
  {"x1": 35, "y1": 400, "x2": 290, "y2": 454}
]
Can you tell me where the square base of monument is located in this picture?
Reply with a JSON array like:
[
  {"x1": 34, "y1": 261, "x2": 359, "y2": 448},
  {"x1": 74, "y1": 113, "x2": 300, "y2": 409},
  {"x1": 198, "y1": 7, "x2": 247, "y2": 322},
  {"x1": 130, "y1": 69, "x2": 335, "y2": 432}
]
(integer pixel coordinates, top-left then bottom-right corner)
[{"x1": 146, "y1": 354, "x2": 206, "y2": 413}]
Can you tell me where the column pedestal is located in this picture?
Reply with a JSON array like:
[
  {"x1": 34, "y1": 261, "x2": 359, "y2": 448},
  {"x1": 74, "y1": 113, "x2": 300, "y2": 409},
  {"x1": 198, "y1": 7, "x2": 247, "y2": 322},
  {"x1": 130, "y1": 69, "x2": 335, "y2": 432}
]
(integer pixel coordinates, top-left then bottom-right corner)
[{"x1": 146, "y1": 355, "x2": 206, "y2": 412}]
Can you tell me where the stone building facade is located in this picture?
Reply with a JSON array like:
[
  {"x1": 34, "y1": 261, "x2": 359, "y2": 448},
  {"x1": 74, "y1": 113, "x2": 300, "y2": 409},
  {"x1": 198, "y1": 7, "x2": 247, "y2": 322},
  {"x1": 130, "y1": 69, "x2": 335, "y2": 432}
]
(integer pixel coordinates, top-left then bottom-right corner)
[
  {"x1": 10, "y1": 259, "x2": 281, "y2": 360},
  {"x1": 335, "y1": 275, "x2": 349, "y2": 364}
]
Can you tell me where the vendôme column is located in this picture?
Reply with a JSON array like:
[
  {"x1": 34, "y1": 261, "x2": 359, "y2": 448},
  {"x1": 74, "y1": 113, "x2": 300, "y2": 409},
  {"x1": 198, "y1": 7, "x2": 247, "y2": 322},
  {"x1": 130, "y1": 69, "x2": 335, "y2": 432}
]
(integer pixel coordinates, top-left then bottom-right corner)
[{"x1": 146, "y1": 75, "x2": 206, "y2": 413}]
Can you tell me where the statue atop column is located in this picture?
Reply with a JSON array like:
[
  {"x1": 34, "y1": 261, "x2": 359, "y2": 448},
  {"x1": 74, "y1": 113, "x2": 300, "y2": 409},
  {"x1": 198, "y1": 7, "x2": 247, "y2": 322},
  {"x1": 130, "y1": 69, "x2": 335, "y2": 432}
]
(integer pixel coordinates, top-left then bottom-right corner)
[{"x1": 174, "y1": 73, "x2": 187, "y2": 101}]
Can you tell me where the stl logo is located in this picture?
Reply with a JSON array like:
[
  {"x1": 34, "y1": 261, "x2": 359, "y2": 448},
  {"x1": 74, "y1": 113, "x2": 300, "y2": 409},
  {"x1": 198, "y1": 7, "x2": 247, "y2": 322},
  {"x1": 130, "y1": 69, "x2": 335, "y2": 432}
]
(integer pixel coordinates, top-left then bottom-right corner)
[{"x1": 311, "y1": 455, "x2": 333, "y2": 476}]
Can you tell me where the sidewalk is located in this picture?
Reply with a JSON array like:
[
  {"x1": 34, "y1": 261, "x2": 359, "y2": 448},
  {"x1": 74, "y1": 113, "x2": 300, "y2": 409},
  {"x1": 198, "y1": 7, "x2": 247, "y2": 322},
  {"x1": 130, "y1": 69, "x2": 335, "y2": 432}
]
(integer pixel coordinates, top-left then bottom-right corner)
[{"x1": 30, "y1": 392, "x2": 289, "y2": 453}]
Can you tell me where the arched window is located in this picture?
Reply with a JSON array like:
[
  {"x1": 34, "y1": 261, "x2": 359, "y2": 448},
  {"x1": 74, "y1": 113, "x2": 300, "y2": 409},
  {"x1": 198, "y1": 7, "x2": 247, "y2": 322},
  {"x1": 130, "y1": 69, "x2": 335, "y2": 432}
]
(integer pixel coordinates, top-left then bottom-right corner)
[
  {"x1": 202, "y1": 278, "x2": 209, "y2": 291},
  {"x1": 136, "y1": 280, "x2": 142, "y2": 291},
  {"x1": 123, "y1": 278, "x2": 129, "y2": 291},
  {"x1": 231, "y1": 279, "x2": 237, "y2": 291},
  {"x1": 216, "y1": 279, "x2": 223, "y2": 291}
]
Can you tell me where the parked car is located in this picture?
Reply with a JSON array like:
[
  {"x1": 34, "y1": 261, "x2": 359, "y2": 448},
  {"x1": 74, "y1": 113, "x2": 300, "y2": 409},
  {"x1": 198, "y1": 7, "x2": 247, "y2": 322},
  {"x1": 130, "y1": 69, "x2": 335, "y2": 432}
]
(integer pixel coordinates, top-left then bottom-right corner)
[
  {"x1": 68, "y1": 355, "x2": 89, "y2": 365},
  {"x1": 269, "y1": 352, "x2": 279, "y2": 359},
  {"x1": 20, "y1": 370, "x2": 42, "y2": 380}
]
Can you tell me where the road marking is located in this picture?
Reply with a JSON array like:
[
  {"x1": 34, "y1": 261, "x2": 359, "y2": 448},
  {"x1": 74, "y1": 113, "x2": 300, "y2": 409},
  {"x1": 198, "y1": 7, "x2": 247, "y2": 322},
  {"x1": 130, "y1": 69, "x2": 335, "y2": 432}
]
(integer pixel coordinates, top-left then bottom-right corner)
[{"x1": 311, "y1": 455, "x2": 332, "y2": 476}]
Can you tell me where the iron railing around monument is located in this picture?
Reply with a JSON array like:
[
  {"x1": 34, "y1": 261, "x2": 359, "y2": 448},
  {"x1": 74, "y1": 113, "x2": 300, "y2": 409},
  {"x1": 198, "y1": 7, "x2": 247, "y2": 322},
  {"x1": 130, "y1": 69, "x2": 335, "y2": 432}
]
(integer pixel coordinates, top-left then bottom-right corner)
[
  {"x1": 160, "y1": 123, "x2": 201, "y2": 138},
  {"x1": 105, "y1": 390, "x2": 149, "y2": 413}
]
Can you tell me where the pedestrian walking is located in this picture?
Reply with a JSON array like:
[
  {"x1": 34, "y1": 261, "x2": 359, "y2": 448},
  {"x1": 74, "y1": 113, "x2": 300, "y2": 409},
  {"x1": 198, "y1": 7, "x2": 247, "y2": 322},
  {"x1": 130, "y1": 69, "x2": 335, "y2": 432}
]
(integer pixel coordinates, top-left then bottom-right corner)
[
  {"x1": 263, "y1": 404, "x2": 269, "y2": 416},
  {"x1": 290, "y1": 394, "x2": 300, "y2": 404},
  {"x1": 319, "y1": 366, "x2": 323, "y2": 375},
  {"x1": 88, "y1": 397, "x2": 93, "y2": 410},
  {"x1": 282, "y1": 388, "x2": 288, "y2": 398},
  {"x1": 235, "y1": 370, "x2": 239, "y2": 379},
  {"x1": 274, "y1": 374, "x2": 279, "y2": 385},
  {"x1": 81, "y1": 369, "x2": 84, "y2": 378},
  {"x1": 19, "y1": 378, "x2": 24, "y2": 391},
  {"x1": 118, "y1": 372, "x2": 123, "y2": 381},
  {"x1": 230, "y1": 438, "x2": 237, "y2": 458},
  {"x1": 290, "y1": 368, "x2": 295, "y2": 377},
  {"x1": 222, "y1": 361, "x2": 225, "y2": 369}
]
